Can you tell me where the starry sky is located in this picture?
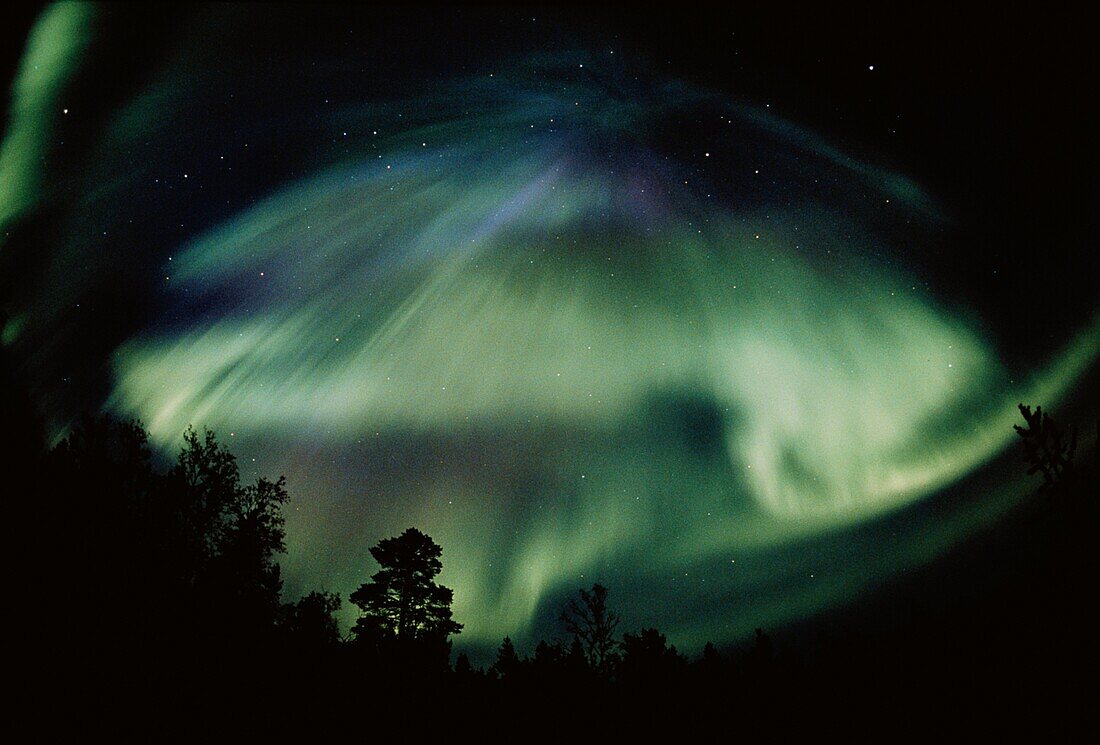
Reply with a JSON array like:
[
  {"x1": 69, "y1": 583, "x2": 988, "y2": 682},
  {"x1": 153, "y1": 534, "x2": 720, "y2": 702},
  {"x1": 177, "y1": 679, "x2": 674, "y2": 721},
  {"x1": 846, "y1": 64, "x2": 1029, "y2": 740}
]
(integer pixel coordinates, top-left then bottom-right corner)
[{"x1": 1, "y1": 5, "x2": 1096, "y2": 658}]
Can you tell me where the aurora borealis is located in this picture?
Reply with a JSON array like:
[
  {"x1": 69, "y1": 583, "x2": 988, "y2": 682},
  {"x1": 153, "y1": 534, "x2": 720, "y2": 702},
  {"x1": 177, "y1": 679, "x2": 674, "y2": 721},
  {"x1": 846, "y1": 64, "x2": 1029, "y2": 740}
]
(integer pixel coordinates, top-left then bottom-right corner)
[{"x1": 2, "y1": 5, "x2": 1097, "y2": 658}]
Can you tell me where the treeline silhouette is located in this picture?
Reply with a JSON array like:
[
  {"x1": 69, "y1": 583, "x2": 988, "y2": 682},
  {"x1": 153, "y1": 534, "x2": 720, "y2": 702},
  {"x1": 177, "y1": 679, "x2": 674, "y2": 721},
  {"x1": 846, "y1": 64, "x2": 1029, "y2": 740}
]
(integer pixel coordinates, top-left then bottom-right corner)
[{"x1": 12, "y1": 400, "x2": 1099, "y2": 722}]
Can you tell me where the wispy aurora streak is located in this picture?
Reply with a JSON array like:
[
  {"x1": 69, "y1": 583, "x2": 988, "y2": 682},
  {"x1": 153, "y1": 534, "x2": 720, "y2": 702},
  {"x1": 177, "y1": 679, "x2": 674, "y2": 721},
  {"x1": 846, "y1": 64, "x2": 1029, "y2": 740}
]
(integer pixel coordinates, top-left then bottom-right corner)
[
  {"x1": 5, "y1": 6, "x2": 1098, "y2": 650},
  {"x1": 106, "y1": 74, "x2": 1098, "y2": 644}
]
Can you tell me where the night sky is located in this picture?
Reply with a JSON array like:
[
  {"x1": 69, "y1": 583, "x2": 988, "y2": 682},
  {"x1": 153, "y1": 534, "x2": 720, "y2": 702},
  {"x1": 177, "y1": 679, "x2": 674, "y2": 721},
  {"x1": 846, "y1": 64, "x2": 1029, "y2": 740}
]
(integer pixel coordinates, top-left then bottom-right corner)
[{"x1": 2, "y1": 5, "x2": 1096, "y2": 659}]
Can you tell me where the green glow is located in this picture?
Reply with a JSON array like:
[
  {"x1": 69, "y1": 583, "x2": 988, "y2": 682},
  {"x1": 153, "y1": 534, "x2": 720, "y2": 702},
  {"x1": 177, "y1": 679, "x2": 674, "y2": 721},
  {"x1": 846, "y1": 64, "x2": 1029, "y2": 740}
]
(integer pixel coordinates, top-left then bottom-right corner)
[
  {"x1": 4, "y1": 18, "x2": 1095, "y2": 650},
  {"x1": 106, "y1": 147, "x2": 1099, "y2": 644},
  {"x1": 0, "y1": 2, "x2": 94, "y2": 233}
]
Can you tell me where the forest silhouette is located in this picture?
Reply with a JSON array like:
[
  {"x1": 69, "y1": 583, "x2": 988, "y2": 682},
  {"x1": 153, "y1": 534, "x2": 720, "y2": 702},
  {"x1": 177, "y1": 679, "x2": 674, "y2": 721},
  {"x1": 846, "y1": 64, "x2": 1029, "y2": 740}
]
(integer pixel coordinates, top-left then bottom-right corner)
[{"x1": 5, "y1": 362, "x2": 1098, "y2": 723}]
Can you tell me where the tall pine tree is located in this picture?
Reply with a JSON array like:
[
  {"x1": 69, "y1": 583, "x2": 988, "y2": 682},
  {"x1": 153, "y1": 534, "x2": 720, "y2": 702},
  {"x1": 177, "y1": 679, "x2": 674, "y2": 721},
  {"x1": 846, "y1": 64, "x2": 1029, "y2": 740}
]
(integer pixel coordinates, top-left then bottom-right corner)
[{"x1": 350, "y1": 528, "x2": 462, "y2": 643}]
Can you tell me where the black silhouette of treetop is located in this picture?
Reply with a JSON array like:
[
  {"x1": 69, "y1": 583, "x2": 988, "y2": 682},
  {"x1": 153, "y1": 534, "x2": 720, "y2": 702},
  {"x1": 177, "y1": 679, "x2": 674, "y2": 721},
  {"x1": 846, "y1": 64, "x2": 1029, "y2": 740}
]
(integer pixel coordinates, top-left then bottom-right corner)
[
  {"x1": 168, "y1": 426, "x2": 292, "y2": 638},
  {"x1": 281, "y1": 591, "x2": 343, "y2": 647},
  {"x1": 561, "y1": 583, "x2": 620, "y2": 675},
  {"x1": 175, "y1": 426, "x2": 243, "y2": 565},
  {"x1": 1015, "y1": 404, "x2": 1076, "y2": 488},
  {"x1": 619, "y1": 627, "x2": 686, "y2": 684},
  {"x1": 211, "y1": 474, "x2": 290, "y2": 632},
  {"x1": 349, "y1": 528, "x2": 462, "y2": 642},
  {"x1": 492, "y1": 636, "x2": 522, "y2": 680}
]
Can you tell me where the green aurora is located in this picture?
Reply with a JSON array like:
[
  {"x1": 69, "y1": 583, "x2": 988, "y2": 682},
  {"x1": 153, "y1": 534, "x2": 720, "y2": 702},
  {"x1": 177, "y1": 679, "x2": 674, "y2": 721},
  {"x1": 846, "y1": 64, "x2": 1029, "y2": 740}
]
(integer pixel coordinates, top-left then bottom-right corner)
[{"x1": 2, "y1": 3, "x2": 1097, "y2": 654}]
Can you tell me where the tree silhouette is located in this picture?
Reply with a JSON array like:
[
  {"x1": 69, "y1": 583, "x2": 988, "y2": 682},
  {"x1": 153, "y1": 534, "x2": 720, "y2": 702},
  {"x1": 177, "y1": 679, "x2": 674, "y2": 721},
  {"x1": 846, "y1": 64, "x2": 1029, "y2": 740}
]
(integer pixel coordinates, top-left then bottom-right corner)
[
  {"x1": 748, "y1": 627, "x2": 776, "y2": 680},
  {"x1": 1014, "y1": 403, "x2": 1076, "y2": 490},
  {"x1": 40, "y1": 416, "x2": 304, "y2": 665},
  {"x1": 173, "y1": 426, "x2": 243, "y2": 579},
  {"x1": 619, "y1": 627, "x2": 686, "y2": 684},
  {"x1": 167, "y1": 427, "x2": 293, "y2": 645},
  {"x1": 210, "y1": 474, "x2": 289, "y2": 635},
  {"x1": 281, "y1": 591, "x2": 342, "y2": 647},
  {"x1": 454, "y1": 652, "x2": 474, "y2": 679},
  {"x1": 695, "y1": 641, "x2": 724, "y2": 686},
  {"x1": 702, "y1": 641, "x2": 721, "y2": 666},
  {"x1": 492, "y1": 635, "x2": 523, "y2": 681},
  {"x1": 561, "y1": 583, "x2": 620, "y2": 676},
  {"x1": 349, "y1": 528, "x2": 462, "y2": 643},
  {"x1": 46, "y1": 414, "x2": 163, "y2": 648},
  {"x1": 565, "y1": 636, "x2": 589, "y2": 677},
  {"x1": 532, "y1": 639, "x2": 564, "y2": 669}
]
